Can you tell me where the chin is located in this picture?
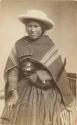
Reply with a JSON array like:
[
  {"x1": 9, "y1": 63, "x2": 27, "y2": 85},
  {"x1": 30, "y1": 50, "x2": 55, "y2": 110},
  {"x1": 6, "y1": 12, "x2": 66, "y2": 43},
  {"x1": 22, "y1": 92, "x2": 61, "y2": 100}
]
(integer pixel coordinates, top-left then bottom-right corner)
[{"x1": 30, "y1": 36, "x2": 39, "y2": 40}]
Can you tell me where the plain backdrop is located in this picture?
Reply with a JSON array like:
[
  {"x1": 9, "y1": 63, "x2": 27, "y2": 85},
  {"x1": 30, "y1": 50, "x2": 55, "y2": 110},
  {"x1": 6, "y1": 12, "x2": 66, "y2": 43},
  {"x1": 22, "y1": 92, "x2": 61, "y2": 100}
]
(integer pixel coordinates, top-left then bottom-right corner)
[{"x1": 0, "y1": 1, "x2": 77, "y2": 115}]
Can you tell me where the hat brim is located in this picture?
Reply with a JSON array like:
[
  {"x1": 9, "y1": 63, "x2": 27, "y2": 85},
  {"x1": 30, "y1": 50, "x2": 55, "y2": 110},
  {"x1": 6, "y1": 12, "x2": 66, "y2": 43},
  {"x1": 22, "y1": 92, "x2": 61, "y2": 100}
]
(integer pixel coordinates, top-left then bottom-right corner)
[{"x1": 18, "y1": 15, "x2": 54, "y2": 30}]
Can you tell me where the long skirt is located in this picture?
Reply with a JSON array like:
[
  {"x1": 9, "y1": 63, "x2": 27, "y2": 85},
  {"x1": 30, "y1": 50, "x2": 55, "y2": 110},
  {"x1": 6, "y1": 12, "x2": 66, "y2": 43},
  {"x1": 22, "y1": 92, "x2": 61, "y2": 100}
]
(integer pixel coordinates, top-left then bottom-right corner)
[{"x1": 0, "y1": 79, "x2": 65, "y2": 125}]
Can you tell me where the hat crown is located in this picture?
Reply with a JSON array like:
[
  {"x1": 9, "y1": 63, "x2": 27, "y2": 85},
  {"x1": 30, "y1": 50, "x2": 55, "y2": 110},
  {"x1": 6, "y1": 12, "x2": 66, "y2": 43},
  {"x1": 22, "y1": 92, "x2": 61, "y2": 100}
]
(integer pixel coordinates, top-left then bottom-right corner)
[
  {"x1": 25, "y1": 10, "x2": 47, "y2": 19},
  {"x1": 18, "y1": 9, "x2": 54, "y2": 30}
]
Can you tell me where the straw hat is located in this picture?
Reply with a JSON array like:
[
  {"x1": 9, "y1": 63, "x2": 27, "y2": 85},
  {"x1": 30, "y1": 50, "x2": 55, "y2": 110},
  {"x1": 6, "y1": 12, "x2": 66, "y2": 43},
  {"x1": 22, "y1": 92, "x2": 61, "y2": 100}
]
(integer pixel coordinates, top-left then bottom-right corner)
[{"x1": 18, "y1": 10, "x2": 54, "y2": 30}]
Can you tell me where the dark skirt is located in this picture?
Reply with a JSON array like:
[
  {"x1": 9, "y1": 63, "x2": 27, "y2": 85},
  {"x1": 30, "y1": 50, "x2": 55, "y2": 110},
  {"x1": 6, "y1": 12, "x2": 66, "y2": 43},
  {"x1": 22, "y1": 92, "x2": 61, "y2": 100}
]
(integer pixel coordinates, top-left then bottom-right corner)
[{"x1": 0, "y1": 79, "x2": 65, "y2": 125}]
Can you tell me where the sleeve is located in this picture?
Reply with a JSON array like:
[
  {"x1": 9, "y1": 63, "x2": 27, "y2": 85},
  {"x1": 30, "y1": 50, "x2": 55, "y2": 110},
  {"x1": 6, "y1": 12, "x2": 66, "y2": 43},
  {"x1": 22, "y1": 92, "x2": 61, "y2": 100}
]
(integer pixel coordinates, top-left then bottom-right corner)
[
  {"x1": 4, "y1": 43, "x2": 19, "y2": 73},
  {"x1": 4, "y1": 44, "x2": 19, "y2": 101},
  {"x1": 8, "y1": 67, "x2": 19, "y2": 92}
]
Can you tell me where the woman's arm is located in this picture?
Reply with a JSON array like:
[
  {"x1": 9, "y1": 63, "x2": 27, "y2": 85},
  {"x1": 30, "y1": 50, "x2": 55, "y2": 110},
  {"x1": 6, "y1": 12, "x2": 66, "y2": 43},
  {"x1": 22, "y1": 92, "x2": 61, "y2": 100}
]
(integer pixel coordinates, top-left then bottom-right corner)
[
  {"x1": 4, "y1": 44, "x2": 19, "y2": 108},
  {"x1": 7, "y1": 68, "x2": 19, "y2": 109},
  {"x1": 8, "y1": 68, "x2": 18, "y2": 92}
]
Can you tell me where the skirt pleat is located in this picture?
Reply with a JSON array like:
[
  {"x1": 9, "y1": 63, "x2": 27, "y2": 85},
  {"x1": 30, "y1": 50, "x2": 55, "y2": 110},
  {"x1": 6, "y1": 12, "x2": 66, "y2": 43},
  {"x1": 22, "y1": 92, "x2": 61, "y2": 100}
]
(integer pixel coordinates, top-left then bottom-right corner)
[{"x1": 0, "y1": 81, "x2": 66, "y2": 125}]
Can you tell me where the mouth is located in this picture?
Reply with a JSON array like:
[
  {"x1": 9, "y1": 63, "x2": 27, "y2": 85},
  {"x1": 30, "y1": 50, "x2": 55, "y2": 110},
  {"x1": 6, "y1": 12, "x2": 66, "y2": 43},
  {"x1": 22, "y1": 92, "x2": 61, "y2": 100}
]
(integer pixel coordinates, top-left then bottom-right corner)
[{"x1": 31, "y1": 34, "x2": 37, "y2": 36}]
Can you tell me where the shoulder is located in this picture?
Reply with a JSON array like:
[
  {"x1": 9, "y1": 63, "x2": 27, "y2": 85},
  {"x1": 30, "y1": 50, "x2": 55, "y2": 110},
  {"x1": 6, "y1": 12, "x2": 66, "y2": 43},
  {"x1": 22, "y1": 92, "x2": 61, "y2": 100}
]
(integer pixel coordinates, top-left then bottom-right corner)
[
  {"x1": 15, "y1": 36, "x2": 29, "y2": 47},
  {"x1": 43, "y1": 35, "x2": 55, "y2": 47}
]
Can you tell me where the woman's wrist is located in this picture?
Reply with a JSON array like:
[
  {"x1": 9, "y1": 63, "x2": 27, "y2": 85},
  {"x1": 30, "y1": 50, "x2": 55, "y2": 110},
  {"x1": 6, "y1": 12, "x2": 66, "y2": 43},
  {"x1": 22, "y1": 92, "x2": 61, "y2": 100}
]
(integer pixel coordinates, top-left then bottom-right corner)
[{"x1": 9, "y1": 89, "x2": 18, "y2": 96}]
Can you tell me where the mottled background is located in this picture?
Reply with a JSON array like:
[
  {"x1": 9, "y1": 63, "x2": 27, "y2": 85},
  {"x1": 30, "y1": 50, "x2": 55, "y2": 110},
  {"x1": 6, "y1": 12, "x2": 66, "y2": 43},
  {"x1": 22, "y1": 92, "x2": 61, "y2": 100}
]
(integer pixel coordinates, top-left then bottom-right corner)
[{"x1": 0, "y1": 0, "x2": 77, "y2": 116}]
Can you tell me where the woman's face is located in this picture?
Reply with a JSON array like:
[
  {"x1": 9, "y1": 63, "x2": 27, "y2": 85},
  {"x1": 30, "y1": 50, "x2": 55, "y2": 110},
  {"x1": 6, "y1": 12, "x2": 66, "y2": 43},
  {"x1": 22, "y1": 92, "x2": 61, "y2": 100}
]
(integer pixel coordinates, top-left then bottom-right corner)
[{"x1": 26, "y1": 20, "x2": 43, "y2": 40}]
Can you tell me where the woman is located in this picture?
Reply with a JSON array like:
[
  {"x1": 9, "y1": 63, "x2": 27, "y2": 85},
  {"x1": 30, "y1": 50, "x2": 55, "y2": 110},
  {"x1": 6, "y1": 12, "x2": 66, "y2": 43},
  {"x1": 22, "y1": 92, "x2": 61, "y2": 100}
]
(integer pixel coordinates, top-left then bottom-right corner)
[{"x1": 0, "y1": 10, "x2": 73, "y2": 125}]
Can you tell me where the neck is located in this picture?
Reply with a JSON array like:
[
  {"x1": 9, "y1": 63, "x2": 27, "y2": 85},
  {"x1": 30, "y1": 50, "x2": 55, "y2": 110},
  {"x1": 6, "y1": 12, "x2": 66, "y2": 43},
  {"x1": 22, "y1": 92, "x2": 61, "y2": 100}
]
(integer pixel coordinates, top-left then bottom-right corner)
[{"x1": 27, "y1": 34, "x2": 44, "y2": 43}]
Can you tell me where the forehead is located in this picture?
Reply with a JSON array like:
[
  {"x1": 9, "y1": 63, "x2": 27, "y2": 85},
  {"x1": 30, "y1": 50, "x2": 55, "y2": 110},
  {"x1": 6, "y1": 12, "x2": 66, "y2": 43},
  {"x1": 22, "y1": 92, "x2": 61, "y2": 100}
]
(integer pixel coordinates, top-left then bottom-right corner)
[{"x1": 26, "y1": 20, "x2": 42, "y2": 26}]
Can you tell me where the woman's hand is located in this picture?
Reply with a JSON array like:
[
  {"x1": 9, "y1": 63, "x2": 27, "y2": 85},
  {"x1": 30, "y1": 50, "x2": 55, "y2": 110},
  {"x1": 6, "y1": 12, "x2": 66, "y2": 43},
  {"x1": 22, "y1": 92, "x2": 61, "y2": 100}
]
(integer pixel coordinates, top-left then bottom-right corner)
[
  {"x1": 28, "y1": 70, "x2": 52, "y2": 84},
  {"x1": 37, "y1": 70, "x2": 52, "y2": 83},
  {"x1": 8, "y1": 90, "x2": 18, "y2": 109}
]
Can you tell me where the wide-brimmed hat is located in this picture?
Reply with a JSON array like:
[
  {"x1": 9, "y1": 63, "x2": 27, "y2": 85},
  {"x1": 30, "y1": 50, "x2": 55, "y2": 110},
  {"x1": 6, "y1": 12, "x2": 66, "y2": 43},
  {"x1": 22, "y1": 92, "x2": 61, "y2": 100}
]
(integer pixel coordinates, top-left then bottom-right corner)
[{"x1": 18, "y1": 10, "x2": 54, "y2": 30}]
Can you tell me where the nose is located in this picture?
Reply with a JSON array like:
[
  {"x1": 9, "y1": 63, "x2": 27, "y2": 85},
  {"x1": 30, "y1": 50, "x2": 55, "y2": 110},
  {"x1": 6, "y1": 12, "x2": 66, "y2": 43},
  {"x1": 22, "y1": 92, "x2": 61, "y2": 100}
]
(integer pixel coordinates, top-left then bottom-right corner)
[{"x1": 31, "y1": 26, "x2": 36, "y2": 32}]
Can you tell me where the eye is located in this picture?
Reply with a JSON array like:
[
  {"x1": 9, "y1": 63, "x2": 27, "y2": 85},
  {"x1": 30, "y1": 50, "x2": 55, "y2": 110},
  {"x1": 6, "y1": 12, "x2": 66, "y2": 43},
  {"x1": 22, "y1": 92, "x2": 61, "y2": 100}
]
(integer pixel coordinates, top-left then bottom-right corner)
[
  {"x1": 27, "y1": 25, "x2": 32, "y2": 28},
  {"x1": 34, "y1": 25, "x2": 39, "y2": 28}
]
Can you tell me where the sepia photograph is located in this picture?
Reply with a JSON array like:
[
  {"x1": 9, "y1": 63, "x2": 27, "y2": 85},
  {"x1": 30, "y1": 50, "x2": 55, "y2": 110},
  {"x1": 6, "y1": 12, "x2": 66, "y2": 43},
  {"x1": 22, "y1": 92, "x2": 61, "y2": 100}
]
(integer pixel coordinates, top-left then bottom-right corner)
[{"x1": 0, "y1": 0, "x2": 77, "y2": 125}]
